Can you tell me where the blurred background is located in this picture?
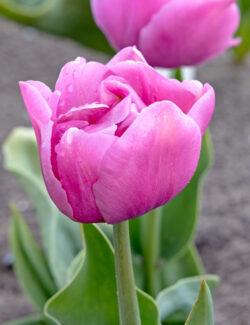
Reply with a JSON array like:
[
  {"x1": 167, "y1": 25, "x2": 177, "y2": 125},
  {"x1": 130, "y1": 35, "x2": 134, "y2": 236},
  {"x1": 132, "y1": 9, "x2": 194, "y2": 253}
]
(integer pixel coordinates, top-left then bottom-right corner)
[{"x1": 0, "y1": 2, "x2": 250, "y2": 324}]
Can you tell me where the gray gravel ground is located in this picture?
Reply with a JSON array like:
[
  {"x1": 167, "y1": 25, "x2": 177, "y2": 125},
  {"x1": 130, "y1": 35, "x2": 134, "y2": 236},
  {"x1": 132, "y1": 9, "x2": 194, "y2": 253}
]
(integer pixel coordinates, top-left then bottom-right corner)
[{"x1": 0, "y1": 16, "x2": 249, "y2": 325}]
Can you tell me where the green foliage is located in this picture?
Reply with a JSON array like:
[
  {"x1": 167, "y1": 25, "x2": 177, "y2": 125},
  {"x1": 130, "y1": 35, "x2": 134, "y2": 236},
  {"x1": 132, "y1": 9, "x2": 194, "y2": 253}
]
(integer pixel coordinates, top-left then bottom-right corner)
[
  {"x1": 3, "y1": 128, "x2": 82, "y2": 288},
  {"x1": 184, "y1": 281, "x2": 214, "y2": 325},
  {"x1": 9, "y1": 204, "x2": 56, "y2": 312},
  {"x1": 156, "y1": 275, "x2": 219, "y2": 324},
  {"x1": 0, "y1": 0, "x2": 113, "y2": 54},
  {"x1": 45, "y1": 223, "x2": 160, "y2": 325},
  {"x1": 233, "y1": 0, "x2": 250, "y2": 62},
  {"x1": 3, "y1": 127, "x2": 215, "y2": 324},
  {"x1": 162, "y1": 244, "x2": 204, "y2": 288}
]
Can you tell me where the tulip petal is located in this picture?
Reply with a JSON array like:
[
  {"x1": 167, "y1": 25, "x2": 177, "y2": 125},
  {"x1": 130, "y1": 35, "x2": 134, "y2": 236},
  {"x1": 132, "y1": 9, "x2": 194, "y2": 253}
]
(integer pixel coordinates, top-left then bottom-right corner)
[
  {"x1": 56, "y1": 128, "x2": 116, "y2": 223},
  {"x1": 112, "y1": 61, "x2": 203, "y2": 113},
  {"x1": 55, "y1": 58, "x2": 112, "y2": 116},
  {"x1": 139, "y1": 0, "x2": 240, "y2": 67},
  {"x1": 91, "y1": 0, "x2": 167, "y2": 49},
  {"x1": 94, "y1": 101, "x2": 201, "y2": 224},
  {"x1": 188, "y1": 84, "x2": 215, "y2": 135},
  {"x1": 57, "y1": 103, "x2": 109, "y2": 124},
  {"x1": 107, "y1": 46, "x2": 147, "y2": 67},
  {"x1": 19, "y1": 82, "x2": 74, "y2": 219}
]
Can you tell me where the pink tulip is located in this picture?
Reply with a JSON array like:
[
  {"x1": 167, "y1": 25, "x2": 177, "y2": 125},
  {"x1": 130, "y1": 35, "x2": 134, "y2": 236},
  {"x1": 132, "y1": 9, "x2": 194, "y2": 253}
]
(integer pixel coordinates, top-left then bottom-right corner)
[
  {"x1": 20, "y1": 47, "x2": 215, "y2": 224},
  {"x1": 91, "y1": 0, "x2": 240, "y2": 68}
]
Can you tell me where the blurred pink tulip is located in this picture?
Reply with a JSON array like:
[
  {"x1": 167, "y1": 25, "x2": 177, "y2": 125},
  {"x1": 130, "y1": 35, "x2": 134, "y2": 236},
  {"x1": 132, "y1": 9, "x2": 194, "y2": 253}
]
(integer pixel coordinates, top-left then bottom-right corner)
[
  {"x1": 91, "y1": 0, "x2": 240, "y2": 68},
  {"x1": 20, "y1": 47, "x2": 215, "y2": 224}
]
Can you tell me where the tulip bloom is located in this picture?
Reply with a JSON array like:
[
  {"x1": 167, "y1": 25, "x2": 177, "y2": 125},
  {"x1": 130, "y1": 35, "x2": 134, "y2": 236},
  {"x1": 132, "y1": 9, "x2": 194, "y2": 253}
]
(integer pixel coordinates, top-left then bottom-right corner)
[
  {"x1": 91, "y1": 0, "x2": 240, "y2": 68},
  {"x1": 20, "y1": 47, "x2": 215, "y2": 224}
]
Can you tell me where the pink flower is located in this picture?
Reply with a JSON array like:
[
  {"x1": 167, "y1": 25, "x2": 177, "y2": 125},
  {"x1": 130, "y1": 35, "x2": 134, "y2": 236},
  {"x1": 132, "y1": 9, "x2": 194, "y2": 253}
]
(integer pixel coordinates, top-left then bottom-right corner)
[
  {"x1": 19, "y1": 47, "x2": 215, "y2": 224},
  {"x1": 91, "y1": 0, "x2": 240, "y2": 68}
]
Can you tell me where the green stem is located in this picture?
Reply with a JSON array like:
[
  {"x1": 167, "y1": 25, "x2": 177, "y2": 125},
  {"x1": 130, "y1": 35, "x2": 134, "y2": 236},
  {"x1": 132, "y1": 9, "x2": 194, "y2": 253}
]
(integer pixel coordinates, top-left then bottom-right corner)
[
  {"x1": 172, "y1": 67, "x2": 182, "y2": 81},
  {"x1": 113, "y1": 221, "x2": 141, "y2": 325},
  {"x1": 141, "y1": 207, "x2": 162, "y2": 297}
]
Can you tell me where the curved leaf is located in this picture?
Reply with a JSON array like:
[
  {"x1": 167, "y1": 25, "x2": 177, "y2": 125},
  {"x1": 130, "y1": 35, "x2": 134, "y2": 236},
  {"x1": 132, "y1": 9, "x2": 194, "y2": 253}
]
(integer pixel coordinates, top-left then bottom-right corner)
[
  {"x1": 45, "y1": 224, "x2": 160, "y2": 325},
  {"x1": 185, "y1": 281, "x2": 214, "y2": 325},
  {"x1": 156, "y1": 275, "x2": 219, "y2": 323},
  {"x1": 233, "y1": 0, "x2": 250, "y2": 62},
  {"x1": 162, "y1": 244, "x2": 204, "y2": 288},
  {"x1": 10, "y1": 205, "x2": 56, "y2": 312},
  {"x1": 3, "y1": 127, "x2": 82, "y2": 288}
]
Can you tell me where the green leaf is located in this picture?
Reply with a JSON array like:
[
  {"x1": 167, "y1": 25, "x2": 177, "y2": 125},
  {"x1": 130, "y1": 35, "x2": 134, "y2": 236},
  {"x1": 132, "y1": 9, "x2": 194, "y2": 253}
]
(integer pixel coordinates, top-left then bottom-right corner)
[
  {"x1": 233, "y1": 11, "x2": 250, "y2": 62},
  {"x1": 3, "y1": 127, "x2": 82, "y2": 288},
  {"x1": 184, "y1": 281, "x2": 214, "y2": 325},
  {"x1": 2, "y1": 315, "x2": 48, "y2": 325},
  {"x1": 45, "y1": 224, "x2": 160, "y2": 325},
  {"x1": 10, "y1": 204, "x2": 56, "y2": 312},
  {"x1": 162, "y1": 244, "x2": 204, "y2": 288},
  {"x1": 156, "y1": 275, "x2": 219, "y2": 323},
  {"x1": 160, "y1": 130, "x2": 213, "y2": 260},
  {"x1": 0, "y1": 0, "x2": 113, "y2": 54}
]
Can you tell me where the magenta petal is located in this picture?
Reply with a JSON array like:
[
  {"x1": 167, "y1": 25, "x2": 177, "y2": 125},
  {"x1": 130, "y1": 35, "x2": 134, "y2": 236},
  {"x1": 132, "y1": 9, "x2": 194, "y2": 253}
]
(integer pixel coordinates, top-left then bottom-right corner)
[
  {"x1": 56, "y1": 128, "x2": 116, "y2": 223},
  {"x1": 91, "y1": 0, "x2": 166, "y2": 49},
  {"x1": 94, "y1": 101, "x2": 201, "y2": 224},
  {"x1": 19, "y1": 82, "x2": 52, "y2": 146},
  {"x1": 55, "y1": 58, "x2": 112, "y2": 116},
  {"x1": 188, "y1": 84, "x2": 215, "y2": 135},
  {"x1": 57, "y1": 103, "x2": 109, "y2": 124},
  {"x1": 19, "y1": 82, "x2": 74, "y2": 219},
  {"x1": 100, "y1": 77, "x2": 146, "y2": 110},
  {"x1": 107, "y1": 46, "x2": 147, "y2": 68},
  {"x1": 139, "y1": 0, "x2": 240, "y2": 67},
  {"x1": 98, "y1": 96, "x2": 131, "y2": 125},
  {"x1": 112, "y1": 61, "x2": 201, "y2": 112},
  {"x1": 26, "y1": 81, "x2": 52, "y2": 101}
]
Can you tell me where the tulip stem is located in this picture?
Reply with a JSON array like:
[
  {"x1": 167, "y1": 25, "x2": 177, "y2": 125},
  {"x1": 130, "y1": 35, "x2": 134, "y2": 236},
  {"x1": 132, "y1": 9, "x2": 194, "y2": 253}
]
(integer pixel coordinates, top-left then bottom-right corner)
[
  {"x1": 141, "y1": 207, "x2": 162, "y2": 297},
  {"x1": 173, "y1": 67, "x2": 182, "y2": 81},
  {"x1": 113, "y1": 221, "x2": 141, "y2": 325}
]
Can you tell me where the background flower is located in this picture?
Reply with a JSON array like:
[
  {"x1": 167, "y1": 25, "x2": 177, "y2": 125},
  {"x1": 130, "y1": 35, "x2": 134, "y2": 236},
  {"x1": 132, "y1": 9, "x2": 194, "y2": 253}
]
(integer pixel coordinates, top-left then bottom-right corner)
[{"x1": 91, "y1": 0, "x2": 240, "y2": 67}]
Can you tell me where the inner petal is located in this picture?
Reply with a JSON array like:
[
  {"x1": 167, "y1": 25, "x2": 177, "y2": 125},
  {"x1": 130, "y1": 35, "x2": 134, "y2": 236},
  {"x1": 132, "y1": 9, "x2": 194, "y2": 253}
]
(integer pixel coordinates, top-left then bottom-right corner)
[
  {"x1": 57, "y1": 103, "x2": 109, "y2": 124},
  {"x1": 100, "y1": 76, "x2": 146, "y2": 111}
]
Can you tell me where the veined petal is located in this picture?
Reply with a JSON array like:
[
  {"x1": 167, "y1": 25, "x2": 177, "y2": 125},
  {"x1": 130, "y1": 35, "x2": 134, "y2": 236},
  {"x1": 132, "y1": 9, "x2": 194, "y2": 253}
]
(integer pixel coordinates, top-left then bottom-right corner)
[
  {"x1": 91, "y1": 0, "x2": 167, "y2": 49},
  {"x1": 188, "y1": 84, "x2": 215, "y2": 135},
  {"x1": 94, "y1": 101, "x2": 201, "y2": 224},
  {"x1": 19, "y1": 81, "x2": 74, "y2": 218},
  {"x1": 112, "y1": 61, "x2": 202, "y2": 113},
  {"x1": 139, "y1": 0, "x2": 240, "y2": 67},
  {"x1": 56, "y1": 128, "x2": 116, "y2": 223},
  {"x1": 57, "y1": 103, "x2": 109, "y2": 124},
  {"x1": 55, "y1": 58, "x2": 112, "y2": 116},
  {"x1": 107, "y1": 46, "x2": 147, "y2": 68}
]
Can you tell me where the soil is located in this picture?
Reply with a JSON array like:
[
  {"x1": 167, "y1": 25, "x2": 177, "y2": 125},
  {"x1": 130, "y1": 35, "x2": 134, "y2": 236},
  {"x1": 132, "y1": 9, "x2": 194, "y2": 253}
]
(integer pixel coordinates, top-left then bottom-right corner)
[{"x1": 0, "y1": 16, "x2": 250, "y2": 325}]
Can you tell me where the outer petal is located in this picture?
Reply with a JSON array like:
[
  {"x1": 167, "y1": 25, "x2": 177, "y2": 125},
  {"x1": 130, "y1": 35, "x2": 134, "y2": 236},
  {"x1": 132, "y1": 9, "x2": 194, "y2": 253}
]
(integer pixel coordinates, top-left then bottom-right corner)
[
  {"x1": 91, "y1": 0, "x2": 167, "y2": 49},
  {"x1": 188, "y1": 84, "x2": 215, "y2": 135},
  {"x1": 55, "y1": 58, "x2": 112, "y2": 116},
  {"x1": 19, "y1": 82, "x2": 74, "y2": 219},
  {"x1": 107, "y1": 46, "x2": 147, "y2": 68},
  {"x1": 56, "y1": 128, "x2": 116, "y2": 223},
  {"x1": 112, "y1": 61, "x2": 203, "y2": 113},
  {"x1": 93, "y1": 101, "x2": 201, "y2": 224},
  {"x1": 24, "y1": 81, "x2": 60, "y2": 121},
  {"x1": 139, "y1": 0, "x2": 240, "y2": 67}
]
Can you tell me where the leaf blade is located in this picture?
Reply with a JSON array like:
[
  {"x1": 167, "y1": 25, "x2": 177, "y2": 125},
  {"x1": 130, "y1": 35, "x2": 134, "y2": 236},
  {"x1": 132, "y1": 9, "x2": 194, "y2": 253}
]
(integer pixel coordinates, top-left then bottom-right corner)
[{"x1": 10, "y1": 205, "x2": 56, "y2": 312}]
